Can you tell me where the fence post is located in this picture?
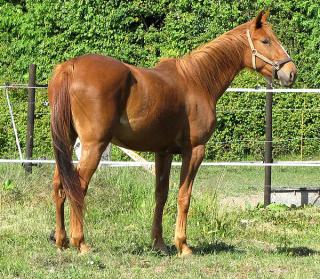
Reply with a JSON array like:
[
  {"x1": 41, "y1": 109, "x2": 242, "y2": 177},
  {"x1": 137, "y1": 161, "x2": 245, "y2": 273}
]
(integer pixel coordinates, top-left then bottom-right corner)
[
  {"x1": 264, "y1": 82, "x2": 273, "y2": 206},
  {"x1": 105, "y1": 144, "x2": 112, "y2": 161},
  {"x1": 25, "y1": 64, "x2": 36, "y2": 174}
]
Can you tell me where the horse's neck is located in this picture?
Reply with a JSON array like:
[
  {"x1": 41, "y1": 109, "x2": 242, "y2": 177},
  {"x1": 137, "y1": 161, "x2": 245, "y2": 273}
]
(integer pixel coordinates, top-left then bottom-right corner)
[
  {"x1": 178, "y1": 31, "x2": 246, "y2": 100},
  {"x1": 203, "y1": 50, "x2": 243, "y2": 99},
  {"x1": 213, "y1": 58, "x2": 243, "y2": 100}
]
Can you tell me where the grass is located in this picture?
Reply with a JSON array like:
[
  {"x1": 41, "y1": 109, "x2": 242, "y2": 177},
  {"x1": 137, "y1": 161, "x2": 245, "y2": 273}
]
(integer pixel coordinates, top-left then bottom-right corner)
[{"x1": 1, "y1": 164, "x2": 320, "y2": 278}]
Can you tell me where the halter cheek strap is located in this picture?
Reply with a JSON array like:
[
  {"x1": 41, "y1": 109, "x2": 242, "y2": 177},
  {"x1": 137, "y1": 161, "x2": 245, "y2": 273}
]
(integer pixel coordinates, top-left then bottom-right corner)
[{"x1": 246, "y1": 29, "x2": 292, "y2": 80}]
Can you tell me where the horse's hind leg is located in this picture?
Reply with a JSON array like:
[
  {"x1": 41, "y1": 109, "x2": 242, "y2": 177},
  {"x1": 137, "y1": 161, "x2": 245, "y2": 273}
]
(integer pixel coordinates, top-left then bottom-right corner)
[
  {"x1": 69, "y1": 140, "x2": 109, "y2": 253},
  {"x1": 52, "y1": 133, "x2": 77, "y2": 248},
  {"x1": 52, "y1": 165, "x2": 68, "y2": 248},
  {"x1": 152, "y1": 152, "x2": 173, "y2": 254}
]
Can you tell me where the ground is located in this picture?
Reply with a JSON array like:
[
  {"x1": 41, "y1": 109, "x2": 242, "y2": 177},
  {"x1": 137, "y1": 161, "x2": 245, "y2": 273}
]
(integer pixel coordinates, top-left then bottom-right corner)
[{"x1": 1, "y1": 164, "x2": 320, "y2": 278}]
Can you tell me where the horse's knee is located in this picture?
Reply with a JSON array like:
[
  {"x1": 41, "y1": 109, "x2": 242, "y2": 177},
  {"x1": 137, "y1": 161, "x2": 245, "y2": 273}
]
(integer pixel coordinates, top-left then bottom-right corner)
[{"x1": 53, "y1": 170, "x2": 66, "y2": 199}]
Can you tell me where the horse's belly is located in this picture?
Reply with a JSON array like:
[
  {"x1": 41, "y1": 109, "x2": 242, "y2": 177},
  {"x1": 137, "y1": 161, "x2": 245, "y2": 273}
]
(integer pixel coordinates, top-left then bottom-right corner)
[{"x1": 112, "y1": 115, "x2": 182, "y2": 152}]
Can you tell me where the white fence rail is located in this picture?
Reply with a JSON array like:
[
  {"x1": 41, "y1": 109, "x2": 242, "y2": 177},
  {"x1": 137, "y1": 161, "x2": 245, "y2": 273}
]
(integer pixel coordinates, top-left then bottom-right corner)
[
  {"x1": 3, "y1": 83, "x2": 320, "y2": 93},
  {"x1": 1, "y1": 159, "x2": 320, "y2": 168},
  {"x1": 1, "y1": 85, "x2": 320, "y2": 168}
]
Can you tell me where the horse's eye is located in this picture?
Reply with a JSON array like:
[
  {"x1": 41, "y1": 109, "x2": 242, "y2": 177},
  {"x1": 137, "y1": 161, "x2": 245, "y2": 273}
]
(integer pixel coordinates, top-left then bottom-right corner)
[{"x1": 261, "y1": 38, "x2": 270, "y2": 45}]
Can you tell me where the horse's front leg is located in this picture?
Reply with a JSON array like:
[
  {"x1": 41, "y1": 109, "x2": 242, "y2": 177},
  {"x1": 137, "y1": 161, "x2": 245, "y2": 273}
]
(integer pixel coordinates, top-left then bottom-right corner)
[
  {"x1": 152, "y1": 152, "x2": 173, "y2": 254},
  {"x1": 175, "y1": 145, "x2": 205, "y2": 256}
]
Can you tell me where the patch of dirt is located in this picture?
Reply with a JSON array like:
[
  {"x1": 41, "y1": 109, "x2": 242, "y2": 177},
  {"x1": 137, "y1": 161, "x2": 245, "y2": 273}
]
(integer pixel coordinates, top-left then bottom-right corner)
[
  {"x1": 220, "y1": 194, "x2": 263, "y2": 208},
  {"x1": 268, "y1": 266, "x2": 289, "y2": 276}
]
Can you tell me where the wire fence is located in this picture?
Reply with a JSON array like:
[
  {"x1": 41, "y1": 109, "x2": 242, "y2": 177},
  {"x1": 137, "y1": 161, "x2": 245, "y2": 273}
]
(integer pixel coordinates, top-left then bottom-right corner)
[{"x1": 1, "y1": 83, "x2": 320, "y2": 167}]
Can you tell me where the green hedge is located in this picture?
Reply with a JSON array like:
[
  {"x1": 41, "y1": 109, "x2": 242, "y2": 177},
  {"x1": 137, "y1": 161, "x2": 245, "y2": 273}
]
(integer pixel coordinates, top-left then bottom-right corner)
[{"x1": 0, "y1": 0, "x2": 319, "y2": 160}]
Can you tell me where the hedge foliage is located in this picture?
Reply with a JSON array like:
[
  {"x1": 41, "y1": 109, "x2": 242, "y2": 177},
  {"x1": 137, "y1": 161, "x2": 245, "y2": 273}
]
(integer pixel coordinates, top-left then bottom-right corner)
[{"x1": 0, "y1": 0, "x2": 319, "y2": 160}]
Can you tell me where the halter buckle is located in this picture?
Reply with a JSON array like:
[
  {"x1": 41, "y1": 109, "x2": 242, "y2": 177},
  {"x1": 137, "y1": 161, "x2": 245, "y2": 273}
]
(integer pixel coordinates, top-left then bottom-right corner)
[
  {"x1": 252, "y1": 49, "x2": 257, "y2": 55},
  {"x1": 273, "y1": 61, "x2": 280, "y2": 71}
]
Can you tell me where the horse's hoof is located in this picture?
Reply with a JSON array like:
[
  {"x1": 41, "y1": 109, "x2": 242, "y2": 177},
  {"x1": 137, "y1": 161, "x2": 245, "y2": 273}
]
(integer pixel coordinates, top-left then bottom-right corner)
[
  {"x1": 152, "y1": 240, "x2": 169, "y2": 255},
  {"x1": 59, "y1": 239, "x2": 69, "y2": 249},
  {"x1": 50, "y1": 229, "x2": 69, "y2": 249},
  {"x1": 179, "y1": 246, "x2": 193, "y2": 258},
  {"x1": 79, "y1": 243, "x2": 91, "y2": 255}
]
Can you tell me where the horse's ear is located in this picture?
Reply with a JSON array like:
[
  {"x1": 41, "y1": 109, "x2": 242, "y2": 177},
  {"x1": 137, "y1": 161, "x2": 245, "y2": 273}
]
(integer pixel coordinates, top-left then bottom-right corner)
[
  {"x1": 262, "y1": 10, "x2": 270, "y2": 21},
  {"x1": 254, "y1": 10, "x2": 266, "y2": 29}
]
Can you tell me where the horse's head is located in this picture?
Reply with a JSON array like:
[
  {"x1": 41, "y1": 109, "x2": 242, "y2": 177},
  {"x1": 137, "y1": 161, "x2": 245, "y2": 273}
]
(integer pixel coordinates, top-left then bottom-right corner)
[{"x1": 244, "y1": 11, "x2": 297, "y2": 86}]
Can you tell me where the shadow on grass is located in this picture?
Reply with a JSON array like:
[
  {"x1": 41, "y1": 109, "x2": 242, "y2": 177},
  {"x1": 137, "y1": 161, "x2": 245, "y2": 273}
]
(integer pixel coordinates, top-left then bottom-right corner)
[
  {"x1": 116, "y1": 241, "x2": 243, "y2": 256},
  {"x1": 192, "y1": 241, "x2": 244, "y2": 255},
  {"x1": 276, "y1": 246, "x2": 320, "y2": 257}
]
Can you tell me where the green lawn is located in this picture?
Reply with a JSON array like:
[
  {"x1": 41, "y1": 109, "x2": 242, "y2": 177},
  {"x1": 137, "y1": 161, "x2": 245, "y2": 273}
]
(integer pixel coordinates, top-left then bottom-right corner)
[{"x1": 1, "y1": 164, "x2": 320, "y2": 278}]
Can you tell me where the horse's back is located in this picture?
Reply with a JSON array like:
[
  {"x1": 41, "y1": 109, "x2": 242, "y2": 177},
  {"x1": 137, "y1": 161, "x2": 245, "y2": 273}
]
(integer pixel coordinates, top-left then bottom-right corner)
[
  {"x1": 49, "y1": 54, "x2": 131, "y2": 102},
  {"x1": 73, "y1": 54, "x2": 131, "y2": 91}
]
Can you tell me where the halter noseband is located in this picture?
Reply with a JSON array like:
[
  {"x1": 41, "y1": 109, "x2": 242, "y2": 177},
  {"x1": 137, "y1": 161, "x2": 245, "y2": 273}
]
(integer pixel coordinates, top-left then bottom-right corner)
[{"x1": 246, "y1": 30, "x2": 292, "y2": 80}]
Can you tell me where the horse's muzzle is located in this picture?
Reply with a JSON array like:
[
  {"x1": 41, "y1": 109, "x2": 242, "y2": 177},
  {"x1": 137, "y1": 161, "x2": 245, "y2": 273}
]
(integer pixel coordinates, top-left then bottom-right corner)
[{"x1": 277, "y1": 67, "x2": 297, "y2": 87}]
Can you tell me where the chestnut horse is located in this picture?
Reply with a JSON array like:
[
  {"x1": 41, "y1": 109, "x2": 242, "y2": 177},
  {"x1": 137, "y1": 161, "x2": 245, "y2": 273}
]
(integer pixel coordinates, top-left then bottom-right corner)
[{"x1": 49, "y1": 11, "x2": 296, "y2": 256}]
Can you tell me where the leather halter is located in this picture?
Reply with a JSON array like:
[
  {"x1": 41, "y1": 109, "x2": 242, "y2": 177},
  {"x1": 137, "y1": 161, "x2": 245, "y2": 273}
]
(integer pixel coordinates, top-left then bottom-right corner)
[{"x1": 246, "y1": 29, "x2": 292, "y2": 80}]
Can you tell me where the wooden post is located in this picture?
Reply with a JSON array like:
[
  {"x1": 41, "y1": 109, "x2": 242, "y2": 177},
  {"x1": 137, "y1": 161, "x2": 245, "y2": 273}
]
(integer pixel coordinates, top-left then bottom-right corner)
[
  {"x1": 25, "y1": 64, "x2": 36, "y2": 173},
  {"x1": 264, "y1": 82, "x2": 273, "y2": 206}
]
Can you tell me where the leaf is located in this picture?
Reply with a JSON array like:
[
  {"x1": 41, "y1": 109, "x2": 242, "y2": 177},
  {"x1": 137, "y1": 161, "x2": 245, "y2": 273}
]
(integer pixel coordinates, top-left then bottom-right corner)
[
  {"x1": 3, "y1": 179, "x2": 14, "y2": 190},
  {"x1": 266, "y1": 203, "x2": 289, "y2": 212}
]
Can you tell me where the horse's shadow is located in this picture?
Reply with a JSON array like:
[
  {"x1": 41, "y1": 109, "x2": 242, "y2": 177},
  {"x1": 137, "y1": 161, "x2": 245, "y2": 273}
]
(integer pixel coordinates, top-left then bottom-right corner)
[
  {"x1": 276, "y1": 246, "x2": 320, "y2": 257},
  {"x1": 126, "y1": 241, "x2": 243, "y2": 256},
  {"x1": 192, "y1": 241, "x2": 242, "y2": 255},
  {"x1": 128, "y1": 243, "x2": 320, "y2": 257}
]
